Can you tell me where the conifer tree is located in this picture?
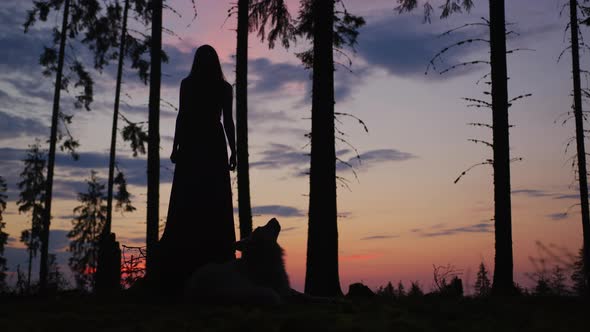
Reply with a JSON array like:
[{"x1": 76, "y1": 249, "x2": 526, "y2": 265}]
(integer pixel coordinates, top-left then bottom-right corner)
[
  {"x1": 0, "y1": 176, "x2": 8, "y2": 291},
  {"x1": 47, "y1": 253, "x2": 69, "y2": 291},
  {"x1": 397, "y1": 281, "x2": 406, "y2": 297},
  {"x1": 67, "y1": 171, "x2": 107, "y2": 291},
  {"x1": 474, "y1": 262, "x2": 491, "y2": 297},
  {"x1": 408, "y1": 281, "x2": 424, "y2": 297},
  {"x1": 16, "y1": 142, "x2": 47, "y2": 290},
  {"x1": 549, "y1": 266, "x2": 568, "y2": 296},
  {"x1": 571, "y1": 248, "x2": 588, "y2": 296}
]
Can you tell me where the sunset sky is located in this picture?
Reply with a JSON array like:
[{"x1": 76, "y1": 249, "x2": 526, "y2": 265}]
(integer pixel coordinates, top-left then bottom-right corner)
[{"x1": 0, "y1": 0, "x2": 586, "y2": 292}]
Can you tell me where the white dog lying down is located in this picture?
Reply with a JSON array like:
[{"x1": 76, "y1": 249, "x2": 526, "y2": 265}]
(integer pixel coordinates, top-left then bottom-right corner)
[{"x1": 186, "y1": 218, "x2": 303, "y2": 305}]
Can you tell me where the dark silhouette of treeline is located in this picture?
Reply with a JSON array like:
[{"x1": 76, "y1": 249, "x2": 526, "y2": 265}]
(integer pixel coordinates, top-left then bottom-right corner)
[{"x1": 0, "y1": 0, "x2": 588, "y2": 299}]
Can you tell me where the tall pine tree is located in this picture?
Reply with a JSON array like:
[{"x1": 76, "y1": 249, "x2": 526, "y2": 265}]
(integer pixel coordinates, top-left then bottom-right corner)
[
  {"x1": 235, "y1": 0, "x2": 253, "y2": 239},
  {"x1": 305, "y1": 0, "x2": 340, "y2": 297},
  {"x1": 26, "y1": 0, "x2": 72, "y2": 293},
  {"x1": 98, "y1": 0, "x2": 131, "y2": 292},
  {"x1": 568, "y1": 0, "x2": 590, "y2": 296},
  {"x1": 488, "y1": 0, "x2": 514, "y2": 296},
  {"x1": 24, "y1": 0, "x2": 105, "y2": 292},
  {"x1": 295, "y1": 0, "x2": 364, "y2": 297},
  {"x1": 146, "y1": 0, "x2": 163, "y2": 279},
  {"x1": 234, "y1": 0, "x2": 294, "y2": 238},
  {"x1": 96, "y1": 0, "x2": 131, "y2": 240},
  {"x1": 397, "y1": 0, "x2": 516, "y2": 295}
]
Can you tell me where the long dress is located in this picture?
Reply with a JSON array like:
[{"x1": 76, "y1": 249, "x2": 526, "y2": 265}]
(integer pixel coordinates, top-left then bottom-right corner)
[{"x1": 158, "y1": 77, "x2": 236, "y2": 287}]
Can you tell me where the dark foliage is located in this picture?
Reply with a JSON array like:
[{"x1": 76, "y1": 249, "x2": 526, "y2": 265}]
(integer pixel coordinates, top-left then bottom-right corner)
[
  {"x1": 529, "y1": 265, "x2": 570, "y2": 296},
  {"x1": 295, "y1": 0, "x2": 366, "y2": 69},
  {"x1": 84, "y1": 0, "x2": 170, "y2": 84},
  {"x1": 121, "y1": 245, "x2": 145, "y2": 288},
  {"x1": 15, "y1": 265, "x2": 28, "y2": 295},
  {"x1": 125, "y1": 35, "x2": 169, "y2": 84},
  {"x1": 70, "y1": 61, "x2": 94, "y2": 111},
  {"x1": 2, "y1": 296, "x2": 590, "y2": 331},
  {"x1": 376, "y1": 281, "x2": 396, "y2": 298},
  {"x1": 120, "y1": 120, "x2": 148, "y2": 157},
  {"x1": 113, "y1": 171, "x2": 136, "y2": 213},
  {"x1": 82, "y1": 2, "x2": 121, "y2": 70},
  {"x1": 533, "y1": 275, "x2": 552, "y2": 296},
  {"x1": 571, "y1": 248, "x2": 588, "y2": 296},
  {"x1": 396, "y1": 0, "x2": 474, "y2": 23},
  {"x1": 397, "y1": 281, "x2": 406, "y2": 297},
  {"x1": 24, "y1": 0, "x2": 167, "y2": 162},
  {"x1": 25, "y1": 1, "x2": 99, "y2": 155},
  {"x1": 249, "y1": 0, "x2": 295, "y2": 49},
  {"x1": 549, "y1": 266, "x2": 568, "y2": 296}
]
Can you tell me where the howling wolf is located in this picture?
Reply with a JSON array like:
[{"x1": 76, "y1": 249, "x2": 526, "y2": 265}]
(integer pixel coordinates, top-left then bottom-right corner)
[{"x1": 185, "y1": 218, "x2": 294, "y2": 305}]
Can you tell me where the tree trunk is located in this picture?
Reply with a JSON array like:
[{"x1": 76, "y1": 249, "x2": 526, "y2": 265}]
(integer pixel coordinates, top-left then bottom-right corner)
[
  {"x1": 236, "y1": 0, "x2": 253, "y2": 239},
  {"x1": 569, "y1": 0, "x2": 590, "y2": 294},
  {"x1": 105, "y1": 0, "x2": 129, "y2": 243},
  {"x1": 97, "y1": 0, "x2": 129, "y2": 292},
  {"x1": 27, "y1": 247, "x2": 32, "y2": 292},
  {"x1": 489, "y1": 0, "x2": 514, "y2": 295},
  {"x1": 146, "y1": 0, "x2": 162, "y2": 277},
  {"x1": 305, "y1": 0, "x2": 342, "y2": 297},
  {"x1": 40, "y1": 0, "x2": 70, "y2": 294}
]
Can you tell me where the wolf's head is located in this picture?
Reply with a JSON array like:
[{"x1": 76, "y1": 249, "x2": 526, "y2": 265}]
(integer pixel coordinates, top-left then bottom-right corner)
[
  {"x1": 235, "y1": 217, "x2": 281, "y2": 253},
  {"x1": 234, "y1": 218, "x2": 290, "y2": 292}
]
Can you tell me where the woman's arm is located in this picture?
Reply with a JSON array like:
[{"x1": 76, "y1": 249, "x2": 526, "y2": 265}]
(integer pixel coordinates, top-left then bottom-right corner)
[
  {"x1": 171, "y1": 80, "x2": 185, "y2": 163},
  {"x1": 222, "y1": 82, "x2": 236, "y2": 171}
]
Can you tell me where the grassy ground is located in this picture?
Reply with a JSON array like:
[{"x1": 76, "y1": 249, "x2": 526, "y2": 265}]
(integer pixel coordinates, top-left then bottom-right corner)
[{"x1": 0, "y1": 295, "x2": 587, "y2": 332}]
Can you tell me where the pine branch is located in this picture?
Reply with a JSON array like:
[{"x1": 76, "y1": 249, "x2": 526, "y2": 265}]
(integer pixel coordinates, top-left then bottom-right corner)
[{"x1": 454, "y1": 159, "x2": 493, "y2": 184}]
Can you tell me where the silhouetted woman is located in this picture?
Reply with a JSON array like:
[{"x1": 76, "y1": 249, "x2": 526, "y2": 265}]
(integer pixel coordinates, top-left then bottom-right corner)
[{"x1": 159, "y1": 45, "x2": 236, "y2": 289}]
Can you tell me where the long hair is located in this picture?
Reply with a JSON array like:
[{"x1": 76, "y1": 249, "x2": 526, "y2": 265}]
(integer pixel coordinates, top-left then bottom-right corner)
[{"x1": 187, "y1": 45, "x2": 226, "y2": 82}]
